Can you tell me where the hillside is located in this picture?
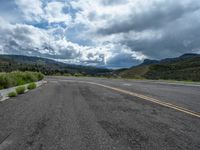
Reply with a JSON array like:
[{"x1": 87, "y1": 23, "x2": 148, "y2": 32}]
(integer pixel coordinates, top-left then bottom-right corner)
[
  {"x1": 0, "y1": 55, "x2": 111, "y2": 75},
  {"x1": 1, "y1": 54, "x2": 200, "y2": 81},
  {"x1": 118, "y1": 53, "x2": 200, "y2": 81}
]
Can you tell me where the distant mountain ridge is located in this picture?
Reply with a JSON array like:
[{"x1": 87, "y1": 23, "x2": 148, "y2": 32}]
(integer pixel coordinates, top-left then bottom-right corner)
[
  {"x1": 139, "y1": 53, "x2": 200, "y2": 66},
  {"x1": 0, "y1": 55, "x2": 111, "y2": 75},
  {"x1": 1, "y1": 53, "x2": 200, "y2": 81},
  {"x1": 118, "y1": 53, "x2": 200, "y2": 81},
  {"x1": 138, "y1": 59, "x2": 159, "y2": 66}
]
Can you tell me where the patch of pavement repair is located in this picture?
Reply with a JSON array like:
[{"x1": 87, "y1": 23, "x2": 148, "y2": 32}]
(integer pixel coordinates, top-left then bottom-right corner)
[{"x1": 0, "y1": 80, "x2": 47, "y2": 102}]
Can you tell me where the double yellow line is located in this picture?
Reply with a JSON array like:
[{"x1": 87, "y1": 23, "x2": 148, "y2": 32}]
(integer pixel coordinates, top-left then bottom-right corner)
[
  {"x1": 88, "y1": 82, "x2": 200, "y2": 118},
  {"x1": 55, "y1": 79, "x2": 200, "y2": 118}
]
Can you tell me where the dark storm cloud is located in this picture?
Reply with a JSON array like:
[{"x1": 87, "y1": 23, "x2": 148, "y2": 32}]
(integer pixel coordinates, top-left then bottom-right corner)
[
  {"x1": 122, "y1": 16, "x2": 200, "y2": 59},
  {"x1": 95, "y1": 0, "x2": 200, "y2": 59},
  {"x1": 98, "y1": 1, "x2": 200, "y2": 35}
]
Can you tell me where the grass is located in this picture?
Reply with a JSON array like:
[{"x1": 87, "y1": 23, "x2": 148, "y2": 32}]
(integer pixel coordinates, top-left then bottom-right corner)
[
  {"x1": 7, "y1": 82, "x2": 38, "y2": 99},
  {"x1": 0, "y1": 71, "x2": 44, "y2": 90},
  {"x1": 119, "y1": 66, "x2": 150, "y2": 79},
  {"x1": 8, "y1": 91, "x2": 17, "y2": 97},
  {"x1": 27, "y1": 82, "x2": 37, "y2": 90},
  {"x1": 16, "y1": 86, "x2": 26, "y2": 94}
]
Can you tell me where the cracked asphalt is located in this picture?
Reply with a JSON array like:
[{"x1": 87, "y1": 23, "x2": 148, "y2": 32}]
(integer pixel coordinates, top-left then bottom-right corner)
[{"x1": 0, "y1": 77, "x2": 200, "y2": 150}]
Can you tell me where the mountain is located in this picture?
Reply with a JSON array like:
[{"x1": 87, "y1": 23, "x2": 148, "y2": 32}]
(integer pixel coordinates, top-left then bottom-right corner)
[
  {"x1": 1, "y1": 54, "x2": 200, "y2": 81},
  {"x1": 118, "y1": 53, "x2": 200, "y2": 81},
  {"x1": 138, "y1": 59, "x2": 159, "y2": 66},
  {"x1": 176, "y1": 53, "x2": 199, "y2": 59},
  {"x1": 0, "y1": 55, "x2": 111, "y2": 75}
]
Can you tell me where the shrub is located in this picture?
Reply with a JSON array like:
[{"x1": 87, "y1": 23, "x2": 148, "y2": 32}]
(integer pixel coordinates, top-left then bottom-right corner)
[
  {"x1": 23, "y1": 72, "x2": 38, "y2": 83},
  {"x1": 16, "y1": 86, "x2": 26, "y2": 94},
  {"x1": 8, "y1": 92, "x2": 17, "y2": 97},
  {"x1": 27, "y1": 83, "x2": 37, "y2": 90},
  {"x1": 74, "y1": 73, "x2": 83, "y2": 77},
  {"x1": 36, "y1": 72, "x2": 44, "y2": 80},
  {"x1": 0, "y1": 71, "x2": 44, "y2": 89},
  {"x1": 0, "y1": 73, "x2": 13, "y2": 89}
]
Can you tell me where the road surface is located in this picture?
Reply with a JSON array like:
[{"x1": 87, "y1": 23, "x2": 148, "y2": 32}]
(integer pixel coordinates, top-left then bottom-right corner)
[{"x1": 0, "y1": 77, "x2": 200, "y2": 150}]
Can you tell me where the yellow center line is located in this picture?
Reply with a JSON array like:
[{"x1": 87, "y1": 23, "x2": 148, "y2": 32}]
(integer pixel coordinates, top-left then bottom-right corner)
[{"x1": 53, "y1": 79, "x2": 200, "y2": 118}]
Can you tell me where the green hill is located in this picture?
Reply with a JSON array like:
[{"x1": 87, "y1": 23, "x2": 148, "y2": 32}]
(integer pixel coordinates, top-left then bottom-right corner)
[
  {"x1": 118, "y1": 54, "x2": 200, "y2": 81},
  {"x1": 1, "y1": 54, "x2": 200, "y2": 81},
  {"x1": 0, "y1": 55, "x2": 111, "y2": 75}
]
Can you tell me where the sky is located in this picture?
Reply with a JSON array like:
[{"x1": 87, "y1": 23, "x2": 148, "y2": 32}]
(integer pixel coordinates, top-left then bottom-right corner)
[{"x1": 0, "y1": 0, "x2": 200, "y2": 68}]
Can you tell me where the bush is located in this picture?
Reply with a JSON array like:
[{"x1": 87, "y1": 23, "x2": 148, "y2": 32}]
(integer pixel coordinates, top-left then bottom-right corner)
[
  {"x1": 23, "y1": 72, "x2": 38, "y2": 83},
  {"x1": 8, "y1": 92, "x2": 17, "y2": 97},
  {"x1": 74, "y1": 73, "x2": 83, "y2": 77},
  {"x1": 27, "y1": 83, "x2": 37, "y2": 90},
  {"x1": 0, "y1": 71, "x2": 44, "y2": 89},
  {"x1": 0, "y1": 74, "x2": 12, "y2": 89},
  {"x1": 36, "y1": 72, "x2": 44, "y2": 80},
  {"x1": 16, "y1": 86, "x2": 26, "y2": 94}
]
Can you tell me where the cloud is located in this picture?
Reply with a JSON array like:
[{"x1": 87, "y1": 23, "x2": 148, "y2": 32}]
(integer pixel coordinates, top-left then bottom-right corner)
[
  {"x1": 101, "y1": 0, "x2": 127, "y2": 6},
  {"x1": 16, "y1": 0, "x2": 72, "y2": 25},
  {"x1": 0, "y1": 0, "x2": 200, "y2": 68},
  {"x1": 118, "y1": 8, "x2": 200, "y2": 58},
  {"x1": 72, "y1": 0, "x2": 200, "y2": 59},
  {"x1": 44, "y1": 1, "x2": 72, "y2": 24},
  {"x1": 16, "y1": 0, "x2": 44, "y2": 22},
  {"x1": 97, "y1": 0, "x2": 200, "y2": 34},
  {"x1": 0, "y1": 17, "x2": 144, "y2": 68}
]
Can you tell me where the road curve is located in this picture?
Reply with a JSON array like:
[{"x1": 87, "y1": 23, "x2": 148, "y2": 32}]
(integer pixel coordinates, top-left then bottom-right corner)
[
  {"x1": 0, "y1": 77, "x2": 200, "y2": 150},
  {"x1": 50, "y1": 76, "x2": 200, "y2": 113}
]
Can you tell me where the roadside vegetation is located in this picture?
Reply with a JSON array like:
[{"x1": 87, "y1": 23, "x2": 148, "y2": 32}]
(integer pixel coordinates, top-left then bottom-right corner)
[
  {"x1": 7, "y1": 82, "x2": 38, "y2": 98},
  {"x1": 8, "y1": 91, "x2": 17, "y2": 97},
  {"x1": 0, "y1": 71, "x2": 44, "y2": 90},
  {"x1": 16, "y1": 86, "x2": 26, "y2": 94},
  {"x1": 27, "y1": 82, "x2": 37, "y2": 90}
]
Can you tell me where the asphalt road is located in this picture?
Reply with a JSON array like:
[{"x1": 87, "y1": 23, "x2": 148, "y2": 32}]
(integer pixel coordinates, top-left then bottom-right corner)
[{"x1": 0, "y1": 77, "x2": 200, "y2": 150}]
